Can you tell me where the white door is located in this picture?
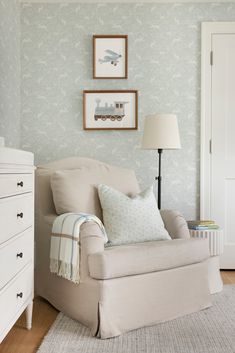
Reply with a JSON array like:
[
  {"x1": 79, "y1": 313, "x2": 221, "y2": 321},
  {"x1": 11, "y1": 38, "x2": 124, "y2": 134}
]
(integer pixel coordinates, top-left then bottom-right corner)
[{"x1": 201, "y1": 23, "x2": 235, "y2": 269}]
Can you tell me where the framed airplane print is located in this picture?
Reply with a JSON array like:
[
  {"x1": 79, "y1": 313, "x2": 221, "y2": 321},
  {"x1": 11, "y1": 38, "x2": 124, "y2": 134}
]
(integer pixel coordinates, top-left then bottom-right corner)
[
  {"x1": 83, "y1": 90, "x2": 138, "y2": 130},
  {"x1": 93, "y1": 35, "x2": 128, "y2": 79}
]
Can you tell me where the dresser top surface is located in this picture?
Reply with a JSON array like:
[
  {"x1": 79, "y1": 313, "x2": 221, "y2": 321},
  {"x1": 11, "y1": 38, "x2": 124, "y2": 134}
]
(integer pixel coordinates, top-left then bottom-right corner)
[{"x1": 0, "y1": 148, "x2": 34, "y2": 168}]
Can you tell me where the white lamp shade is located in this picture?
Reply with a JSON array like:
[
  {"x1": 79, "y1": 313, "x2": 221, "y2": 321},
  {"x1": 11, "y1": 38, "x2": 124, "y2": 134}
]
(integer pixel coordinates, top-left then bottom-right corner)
[{"x1": 141, "y1": 114, "x2": 181, "y2": 150}]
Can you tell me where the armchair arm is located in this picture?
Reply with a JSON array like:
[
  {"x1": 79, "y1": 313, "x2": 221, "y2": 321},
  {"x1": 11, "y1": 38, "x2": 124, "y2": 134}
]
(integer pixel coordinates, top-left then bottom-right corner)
[
  {"x1": 79, "y1": 221, "x2": 105, "y2": 281},
  {"x1": 160, "y1": 209, "x2": 190, "y2": 240}
]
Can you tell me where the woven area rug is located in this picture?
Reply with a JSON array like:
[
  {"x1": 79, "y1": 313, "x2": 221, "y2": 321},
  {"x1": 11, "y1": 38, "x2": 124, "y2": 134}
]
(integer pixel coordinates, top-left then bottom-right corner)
[{"x1": 37, "y1": 285, "x2": 235, "y2": 353}]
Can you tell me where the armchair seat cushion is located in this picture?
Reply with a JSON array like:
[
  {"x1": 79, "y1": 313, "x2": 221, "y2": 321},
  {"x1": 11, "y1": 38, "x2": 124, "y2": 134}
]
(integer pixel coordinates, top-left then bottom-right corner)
[{"x1": 88, "y1": 238, "x2": 210, "y2": 280}]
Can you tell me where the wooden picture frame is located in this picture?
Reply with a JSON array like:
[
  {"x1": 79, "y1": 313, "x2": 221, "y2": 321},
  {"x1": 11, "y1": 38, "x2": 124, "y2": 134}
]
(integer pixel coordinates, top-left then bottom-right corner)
[
  {"x1": 93, "y1": 35, "x2": 128, "y2": 79},
  {"x1": 83, "y1": 90, "x2": 138, "y2": 130}
]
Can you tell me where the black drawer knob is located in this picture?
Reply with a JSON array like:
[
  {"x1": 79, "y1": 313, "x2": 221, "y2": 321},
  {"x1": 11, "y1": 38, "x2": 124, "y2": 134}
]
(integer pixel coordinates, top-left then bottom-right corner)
[
  {"x1": 17, "y1": 252, "x2": 23, "y2": 258},
  {"x1": 17, "y1": 212, "x2": 24, "y2": 219},
  {"x1": 17, "y1": 181, "x2": 24, "y2": 187},
  {"x1": 17, "y1": 292, "x2": 23, "y2": 299}
]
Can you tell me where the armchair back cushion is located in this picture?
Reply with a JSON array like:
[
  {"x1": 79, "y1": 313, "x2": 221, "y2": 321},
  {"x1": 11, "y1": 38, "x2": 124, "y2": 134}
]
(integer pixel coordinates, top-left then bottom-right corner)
[{"x1": 50, "y1": 159, "x2": 140, "y2": 219}]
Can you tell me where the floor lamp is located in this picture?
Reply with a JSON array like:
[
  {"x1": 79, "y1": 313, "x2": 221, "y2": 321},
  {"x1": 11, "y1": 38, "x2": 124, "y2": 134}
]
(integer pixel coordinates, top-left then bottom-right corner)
[{"x1": 141, "y1": 114, "x2": 181, "y2": 209}]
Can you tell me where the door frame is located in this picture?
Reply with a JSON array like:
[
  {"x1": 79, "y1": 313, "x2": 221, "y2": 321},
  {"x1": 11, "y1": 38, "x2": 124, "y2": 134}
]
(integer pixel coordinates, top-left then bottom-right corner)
[{"x1": 200, "y1": 22, "x2": 235, "y2": 219}]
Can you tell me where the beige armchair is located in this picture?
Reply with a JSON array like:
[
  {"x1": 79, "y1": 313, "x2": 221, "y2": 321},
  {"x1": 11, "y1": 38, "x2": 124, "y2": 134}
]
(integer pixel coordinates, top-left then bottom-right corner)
[{"x1": 35, "y1": 157, "x2": 211, "y2": 339}]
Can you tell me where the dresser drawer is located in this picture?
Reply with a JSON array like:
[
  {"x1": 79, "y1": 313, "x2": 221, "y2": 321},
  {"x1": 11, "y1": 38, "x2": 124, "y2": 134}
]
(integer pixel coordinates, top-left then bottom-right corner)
[
  {"x1": 0, "y1": 264, "x2": 33, "y2": 331},
  {"x1": 0, "y1": 173, "x2": 33, "y2": 198},
  {"x1": 0, "y1": 229, "x2": 33, "y2": 290},
  {"x1": 0, "y1": 194, "x2": 33, "y2": 244}
]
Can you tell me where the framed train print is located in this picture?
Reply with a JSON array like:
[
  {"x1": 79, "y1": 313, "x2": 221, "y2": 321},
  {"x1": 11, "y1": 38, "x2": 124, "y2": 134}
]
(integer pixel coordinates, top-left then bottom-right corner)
[
  {"x1": 93, "y1": 35, "x2": 128, "y2": 79},
  {"x1": 83, "y1": 90, "x2": 138, "y2": 130}
]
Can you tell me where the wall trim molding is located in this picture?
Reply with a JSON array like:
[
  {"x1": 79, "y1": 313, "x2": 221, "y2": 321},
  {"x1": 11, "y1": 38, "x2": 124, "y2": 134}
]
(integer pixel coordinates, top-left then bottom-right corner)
[
  {"x1": 200, "y1": 22, "x2": 235, "y2": 219},
  {"x1": 19, "y1": 0, "x2": 235, "y2": 3}
]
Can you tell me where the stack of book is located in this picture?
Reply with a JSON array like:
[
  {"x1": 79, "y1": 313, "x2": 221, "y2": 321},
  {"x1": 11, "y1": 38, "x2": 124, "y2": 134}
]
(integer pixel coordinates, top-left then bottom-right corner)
[{"x1": 187, "y1": 220, "x2": 219, "y2": 230}]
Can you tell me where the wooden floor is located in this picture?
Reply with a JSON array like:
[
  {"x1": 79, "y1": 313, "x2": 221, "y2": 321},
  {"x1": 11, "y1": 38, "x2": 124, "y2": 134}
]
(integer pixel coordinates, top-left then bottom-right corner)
[
  {"x1": 0, "y1": 297, "x2": 58, "y2": 353},
  {"x1": 0, "y1": 271, "x2": 234, "y2": 353}
]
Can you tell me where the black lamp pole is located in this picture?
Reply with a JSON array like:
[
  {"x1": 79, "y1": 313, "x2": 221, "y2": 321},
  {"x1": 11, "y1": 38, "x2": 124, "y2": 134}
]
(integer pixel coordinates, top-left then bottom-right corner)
[{"x1": 155, "y1": 148, "x2": 163, "y2": 209}]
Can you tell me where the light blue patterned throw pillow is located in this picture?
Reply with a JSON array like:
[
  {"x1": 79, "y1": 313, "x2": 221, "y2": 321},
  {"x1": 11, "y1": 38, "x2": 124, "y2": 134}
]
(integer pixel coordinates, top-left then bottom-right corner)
[{"x1": 98, "y1": 184, "x2": 171, "y2": 246}]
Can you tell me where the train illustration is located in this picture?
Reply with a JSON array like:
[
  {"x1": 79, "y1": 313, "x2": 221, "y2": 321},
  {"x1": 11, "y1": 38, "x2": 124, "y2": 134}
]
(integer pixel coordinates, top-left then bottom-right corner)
[{"x1": 94, "y1": 99, "x2": 129, "y2": 121}]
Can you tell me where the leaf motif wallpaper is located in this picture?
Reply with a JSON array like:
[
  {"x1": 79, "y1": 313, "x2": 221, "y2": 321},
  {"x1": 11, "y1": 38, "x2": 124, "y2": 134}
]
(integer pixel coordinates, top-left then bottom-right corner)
[
  {"x1": 0, "y1": 0, "x2": 21, "y2": 148},
  {"x1": 21, "y1": 2, "x2": 235, "y2": 219}
]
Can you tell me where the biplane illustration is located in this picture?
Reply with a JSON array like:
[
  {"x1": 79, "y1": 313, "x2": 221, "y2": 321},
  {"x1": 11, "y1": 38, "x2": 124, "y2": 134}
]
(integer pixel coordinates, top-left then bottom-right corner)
[
  {"x1": 98, "y1": 50, "x2": 122, "y2": 66},
  {"x1": 94, "y1": 99, "x2": 128, "y2": 121}
]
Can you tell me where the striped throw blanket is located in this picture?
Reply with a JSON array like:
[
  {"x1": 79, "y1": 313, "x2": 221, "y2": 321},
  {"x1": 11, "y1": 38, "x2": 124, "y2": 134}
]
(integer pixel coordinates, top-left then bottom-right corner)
[{"x1": 50, "y1": 213, "x2": 108, "y2": 284}]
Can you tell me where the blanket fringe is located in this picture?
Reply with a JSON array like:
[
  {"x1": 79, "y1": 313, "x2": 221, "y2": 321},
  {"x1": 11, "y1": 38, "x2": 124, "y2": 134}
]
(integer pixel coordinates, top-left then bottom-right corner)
[{"x1": 50, "y1": 259, "x2": 80, "y2": 284}]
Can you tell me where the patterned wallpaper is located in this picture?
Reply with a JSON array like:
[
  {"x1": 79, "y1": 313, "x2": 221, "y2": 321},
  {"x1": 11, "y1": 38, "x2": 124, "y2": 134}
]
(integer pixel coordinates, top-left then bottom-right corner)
[
  {"x1": 21, "y1": 2, "x2": 235, "y2": 219},
  {"x1": 0, "y1": 0, "x2": 21, "y2": 148}
]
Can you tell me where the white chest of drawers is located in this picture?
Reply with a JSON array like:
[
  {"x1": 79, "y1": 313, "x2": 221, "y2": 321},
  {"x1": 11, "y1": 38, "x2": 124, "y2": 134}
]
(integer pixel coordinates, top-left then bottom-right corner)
[{"x1": 0, "y1": 147, "x2": 34, "y2": 343}]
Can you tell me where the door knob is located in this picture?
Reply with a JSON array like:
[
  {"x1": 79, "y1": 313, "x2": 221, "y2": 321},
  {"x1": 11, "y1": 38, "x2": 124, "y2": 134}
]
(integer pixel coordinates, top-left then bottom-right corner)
[{"x1": 17, "y1": 212, "x2": 24, "y2": 219}]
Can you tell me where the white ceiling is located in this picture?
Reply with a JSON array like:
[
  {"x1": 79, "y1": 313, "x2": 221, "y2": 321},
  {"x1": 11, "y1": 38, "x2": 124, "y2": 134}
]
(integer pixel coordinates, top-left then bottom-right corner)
[{"x1": 19, "y1": 0, "x2": 235, "y2": 3}]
